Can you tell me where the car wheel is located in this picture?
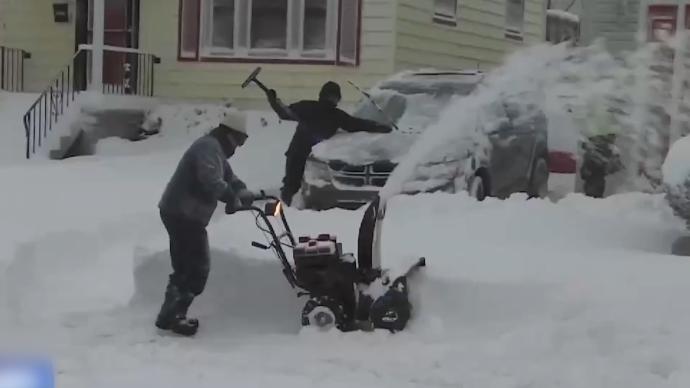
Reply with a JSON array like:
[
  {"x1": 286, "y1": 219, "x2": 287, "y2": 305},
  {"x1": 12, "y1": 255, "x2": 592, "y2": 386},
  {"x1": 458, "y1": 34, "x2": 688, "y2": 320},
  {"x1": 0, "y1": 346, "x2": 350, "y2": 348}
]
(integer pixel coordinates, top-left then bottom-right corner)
[
  {"x1": 528, "y1": 157, "x2": 549, "y2": 198},
  {"x1": 469, "y1": 173, "x2": 489, "y2": 201}
]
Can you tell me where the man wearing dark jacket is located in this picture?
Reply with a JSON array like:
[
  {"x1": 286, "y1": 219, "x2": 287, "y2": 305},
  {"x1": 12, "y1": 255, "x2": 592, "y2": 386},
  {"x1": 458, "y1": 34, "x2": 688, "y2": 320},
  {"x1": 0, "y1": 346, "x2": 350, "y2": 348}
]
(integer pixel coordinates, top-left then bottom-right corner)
[
  {"x1": 156, "y1": 111, "x2": 255, "y2": 336},
  {"x1": 265, "y1": 81, "x2": 393, "y2": 205}
]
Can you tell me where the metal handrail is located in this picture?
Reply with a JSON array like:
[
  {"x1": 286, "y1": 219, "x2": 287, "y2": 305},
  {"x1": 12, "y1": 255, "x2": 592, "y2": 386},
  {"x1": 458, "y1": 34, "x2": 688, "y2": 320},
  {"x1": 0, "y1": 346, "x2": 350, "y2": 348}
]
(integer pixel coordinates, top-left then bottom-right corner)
[{"x1": 22, "y1": 46, "x2": 161, "y2": 159}]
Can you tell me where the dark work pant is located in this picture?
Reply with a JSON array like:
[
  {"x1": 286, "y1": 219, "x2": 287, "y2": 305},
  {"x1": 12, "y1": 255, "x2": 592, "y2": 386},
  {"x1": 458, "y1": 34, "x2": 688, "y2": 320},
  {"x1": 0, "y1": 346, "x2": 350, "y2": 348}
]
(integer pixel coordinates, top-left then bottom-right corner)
[
  {"x1": 160, "y1": 211, "x2": 210, "y2": 296},
  {"x1": 281, "y1": 151, "x2": 310, "y2": 204}
]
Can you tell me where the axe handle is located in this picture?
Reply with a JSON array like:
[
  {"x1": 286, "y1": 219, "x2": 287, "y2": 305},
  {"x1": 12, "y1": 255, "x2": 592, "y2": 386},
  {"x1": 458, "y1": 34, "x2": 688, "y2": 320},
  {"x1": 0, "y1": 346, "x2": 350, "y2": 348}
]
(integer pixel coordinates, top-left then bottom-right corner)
[{"x1": 252, "y1": 78, "x2": 270, "y2": 93}]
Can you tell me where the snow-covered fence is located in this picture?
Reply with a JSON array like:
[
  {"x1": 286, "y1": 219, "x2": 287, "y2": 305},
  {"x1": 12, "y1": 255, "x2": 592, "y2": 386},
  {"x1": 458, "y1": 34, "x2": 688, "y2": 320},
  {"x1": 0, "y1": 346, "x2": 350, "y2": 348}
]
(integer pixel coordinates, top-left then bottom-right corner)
[{"x1": 0, "y1": 46, "x2": 31, "y2": 92}]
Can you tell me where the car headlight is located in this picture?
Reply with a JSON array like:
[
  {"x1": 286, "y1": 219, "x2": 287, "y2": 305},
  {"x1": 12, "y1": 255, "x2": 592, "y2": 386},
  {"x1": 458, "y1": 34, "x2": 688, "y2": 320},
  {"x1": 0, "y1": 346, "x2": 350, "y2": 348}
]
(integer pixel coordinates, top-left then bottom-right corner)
[{"x1": 304, "y1": 158, "x2": 332, "y2": 186}]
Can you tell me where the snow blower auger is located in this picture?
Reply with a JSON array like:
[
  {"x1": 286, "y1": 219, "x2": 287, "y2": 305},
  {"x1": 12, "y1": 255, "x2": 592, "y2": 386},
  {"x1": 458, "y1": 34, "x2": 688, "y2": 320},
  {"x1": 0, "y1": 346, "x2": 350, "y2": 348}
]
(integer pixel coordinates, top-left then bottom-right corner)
[{"x1": 226, "y1": 192, "x2": 426, "y2": 333}]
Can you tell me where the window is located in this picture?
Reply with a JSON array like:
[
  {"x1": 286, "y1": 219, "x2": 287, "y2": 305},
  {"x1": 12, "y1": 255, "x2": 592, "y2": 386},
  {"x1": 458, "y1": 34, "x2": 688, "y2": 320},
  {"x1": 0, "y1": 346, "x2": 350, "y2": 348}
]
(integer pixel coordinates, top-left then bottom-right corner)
[
  {"x1": 338, "y1": 0, "x2": 359, "y2": 64},
  {"x1": 646, "y1": 5, "x2": 680, "y2": 42},
  {"x1": 251, "y1": 0, "x2": 288, "y2": 50},
  {"x1": 546, "y1": 10, "x2": 580, "y2": 44},
  {"x1": 505, "y1": 0, "x2": 525, "y2": 40},
  {"x1": 180, "y1": 0, "x2": 360, "y2": 64},
  {"x1": 201, "y1": 0, "x2": 235, "y2": 54},
  {"x1": 179, "y1": 0, "x2": 201, "y2": 59},
  {"x1": 304, "y1": 0, "x2": 328, "y2": 50},
  {"x1": 433, "y1": 0, "x2": 458, "y2": 26}
]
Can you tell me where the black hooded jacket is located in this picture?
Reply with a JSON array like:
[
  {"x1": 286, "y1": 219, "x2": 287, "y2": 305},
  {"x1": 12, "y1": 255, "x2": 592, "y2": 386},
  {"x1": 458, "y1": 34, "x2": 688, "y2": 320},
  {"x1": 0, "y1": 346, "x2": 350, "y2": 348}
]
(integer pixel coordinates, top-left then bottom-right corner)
[{"x1": 268, "y1": 94, "x2": 391, "y2": 157}]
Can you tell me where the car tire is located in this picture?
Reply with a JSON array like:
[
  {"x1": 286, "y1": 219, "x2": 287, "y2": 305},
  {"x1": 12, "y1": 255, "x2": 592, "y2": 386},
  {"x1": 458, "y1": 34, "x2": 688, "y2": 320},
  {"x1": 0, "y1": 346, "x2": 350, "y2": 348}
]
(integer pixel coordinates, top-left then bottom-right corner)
[
  {"x1": 528, "y1": 157, "x2": 549, "y2": 199},
  {"x1": 469, "y1": 172, "x2": 489, "y2": 201}
]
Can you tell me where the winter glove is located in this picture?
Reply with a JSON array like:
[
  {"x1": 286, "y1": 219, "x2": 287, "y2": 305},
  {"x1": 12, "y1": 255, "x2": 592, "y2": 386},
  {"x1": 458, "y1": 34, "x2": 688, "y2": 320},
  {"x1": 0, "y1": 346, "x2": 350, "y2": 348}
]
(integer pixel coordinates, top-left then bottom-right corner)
[
  {"x1": 237, "y1": 189, "x2": 255, "y2": 207},
  {"x1": 225, "y1": 201, "x2": 238, "y2": 214}
]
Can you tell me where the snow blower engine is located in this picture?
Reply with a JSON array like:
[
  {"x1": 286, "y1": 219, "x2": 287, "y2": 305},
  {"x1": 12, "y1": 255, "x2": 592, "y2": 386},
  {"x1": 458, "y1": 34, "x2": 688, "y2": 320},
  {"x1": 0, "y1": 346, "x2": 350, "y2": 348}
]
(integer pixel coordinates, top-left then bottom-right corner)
[{"x1": 226, "y1": 192, "x2": 426, "y2": 332}]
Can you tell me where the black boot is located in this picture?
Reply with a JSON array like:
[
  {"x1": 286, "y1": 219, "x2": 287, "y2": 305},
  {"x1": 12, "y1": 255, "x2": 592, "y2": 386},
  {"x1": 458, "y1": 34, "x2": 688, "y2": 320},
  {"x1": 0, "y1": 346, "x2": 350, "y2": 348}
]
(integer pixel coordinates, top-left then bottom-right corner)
[
  {"x1": 169, "y1": 292, "x2": 199, "y2": 336},
  {"x1": 155, "y1": 282, "x2": 182, "y2": 330},
  {"x1": 155, "y1": 285, "x2": 199, "y2": 336}
]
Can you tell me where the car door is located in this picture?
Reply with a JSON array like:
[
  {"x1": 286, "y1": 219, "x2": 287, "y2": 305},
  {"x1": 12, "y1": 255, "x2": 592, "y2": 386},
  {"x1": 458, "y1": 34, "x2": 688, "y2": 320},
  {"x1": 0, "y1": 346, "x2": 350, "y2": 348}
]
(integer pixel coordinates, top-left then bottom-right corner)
[
  {"x1": 501, "y1": 100, "x2": 541, "y2": 193},
  {"x1": 483, "y1": 101, "x2": 519, "y2": 197}
]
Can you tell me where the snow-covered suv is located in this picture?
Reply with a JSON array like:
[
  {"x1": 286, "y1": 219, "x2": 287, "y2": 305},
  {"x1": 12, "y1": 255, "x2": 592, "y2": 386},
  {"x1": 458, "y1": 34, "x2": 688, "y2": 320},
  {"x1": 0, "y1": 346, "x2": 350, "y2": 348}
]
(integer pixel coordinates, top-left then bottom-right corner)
[{"x1": 300, "y1": 70, "x2": 550, "y2": 210}]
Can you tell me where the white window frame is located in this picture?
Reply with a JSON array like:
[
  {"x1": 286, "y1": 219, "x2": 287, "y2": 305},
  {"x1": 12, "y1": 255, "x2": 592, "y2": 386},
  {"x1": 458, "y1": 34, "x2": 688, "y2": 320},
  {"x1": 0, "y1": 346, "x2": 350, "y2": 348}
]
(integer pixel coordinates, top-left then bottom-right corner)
[
  {"x1": 505, "y1": 0, "x2": 525, "y2": 40},
  {"x1": 198, "y1": 0, "x2": 338, "y2": 60},
  {"x1": 200, "y1": 0, "x2": 237, "y2": 57},
  {"x1": 300, "y1": 0, "x2": 338, "y2": 58},
  {"x1": 433, "y1": 0, "x2": 458, "y2": 25}
]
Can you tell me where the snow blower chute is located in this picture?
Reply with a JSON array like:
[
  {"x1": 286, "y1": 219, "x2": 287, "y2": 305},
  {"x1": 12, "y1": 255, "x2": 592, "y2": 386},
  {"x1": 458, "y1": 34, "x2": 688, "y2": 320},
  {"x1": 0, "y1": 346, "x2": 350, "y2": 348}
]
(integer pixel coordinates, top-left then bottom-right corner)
[{"x1": 226, "y1": 193, "x2": 426, "y2": 332}]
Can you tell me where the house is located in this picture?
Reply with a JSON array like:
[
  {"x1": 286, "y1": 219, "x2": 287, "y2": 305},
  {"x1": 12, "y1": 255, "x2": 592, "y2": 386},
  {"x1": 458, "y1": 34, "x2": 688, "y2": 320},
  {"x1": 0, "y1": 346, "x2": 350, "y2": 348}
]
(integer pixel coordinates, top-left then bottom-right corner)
[
  {"x1": 546, "y1": 0, "x2": 690, "y2": 53},
  {"x1": 1, "y1": 0, "x2": 547, "y2": 108}
]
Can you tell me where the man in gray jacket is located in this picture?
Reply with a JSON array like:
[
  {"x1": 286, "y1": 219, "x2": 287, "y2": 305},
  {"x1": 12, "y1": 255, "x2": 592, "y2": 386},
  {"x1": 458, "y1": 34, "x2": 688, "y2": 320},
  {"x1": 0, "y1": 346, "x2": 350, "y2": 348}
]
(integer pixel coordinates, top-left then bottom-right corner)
[{"x1": 156, "y1": 111, "x2": 255, "y2": 336}]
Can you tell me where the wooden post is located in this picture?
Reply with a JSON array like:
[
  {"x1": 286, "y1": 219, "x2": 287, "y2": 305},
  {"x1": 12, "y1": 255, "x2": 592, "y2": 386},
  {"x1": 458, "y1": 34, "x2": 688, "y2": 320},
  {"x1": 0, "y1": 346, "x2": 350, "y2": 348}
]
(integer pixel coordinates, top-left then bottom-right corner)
[{"x1": 91, "y1": 0, "x2": 105, "y2": 92}]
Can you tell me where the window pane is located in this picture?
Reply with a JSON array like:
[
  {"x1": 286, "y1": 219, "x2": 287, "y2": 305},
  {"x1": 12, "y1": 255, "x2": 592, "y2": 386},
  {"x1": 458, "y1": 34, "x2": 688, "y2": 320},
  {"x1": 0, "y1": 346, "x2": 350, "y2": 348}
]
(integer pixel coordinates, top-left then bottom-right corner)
[
  {"x1": 212, "y1": 0, "x2": 234, "y2": 48},
  {"x1": 181, "y1": 0, "x2": 200, "y2": 57},
  {"x1": 251, "y1": 0, "x2": 288, "y2": 49},
  {"x1": 290, "y1": 0, "x2": 302, "y2": 51},
  {"x1": 338, "y1": 0, "x2": 358, "y2": 63},
  {"x1": 434, "y1": 0, "x2": 457, "y2": 17},
  {"x1": 506, "y1": 0, "x2": 524, "y2": 31},
  {"x1": 304, "y1": 0, "x2": 327, "y2": 50}
]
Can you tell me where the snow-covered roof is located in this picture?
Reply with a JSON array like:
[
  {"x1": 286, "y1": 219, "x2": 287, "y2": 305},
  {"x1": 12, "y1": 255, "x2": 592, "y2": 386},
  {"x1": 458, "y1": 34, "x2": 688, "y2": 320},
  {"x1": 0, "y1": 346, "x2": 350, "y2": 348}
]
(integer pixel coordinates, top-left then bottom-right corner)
[{"x1": 547, "y1": 9, "x2": 580, "y2": 24}]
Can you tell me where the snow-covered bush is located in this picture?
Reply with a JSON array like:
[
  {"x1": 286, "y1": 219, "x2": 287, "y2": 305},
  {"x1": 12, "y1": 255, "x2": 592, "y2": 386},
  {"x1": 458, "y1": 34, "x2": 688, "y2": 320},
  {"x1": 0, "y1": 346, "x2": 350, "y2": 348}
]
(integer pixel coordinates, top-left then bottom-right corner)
[{"x1": 663, "y1": 135, "x2": 690, "y2": 227}]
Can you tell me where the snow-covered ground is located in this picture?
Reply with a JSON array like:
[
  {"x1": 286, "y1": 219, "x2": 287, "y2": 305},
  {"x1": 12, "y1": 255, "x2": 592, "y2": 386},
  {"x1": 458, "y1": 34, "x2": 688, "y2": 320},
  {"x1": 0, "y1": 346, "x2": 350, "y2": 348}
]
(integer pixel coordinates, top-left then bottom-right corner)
[{"x1": 1, "y1": 41, "x2": 690, "y2": 387}]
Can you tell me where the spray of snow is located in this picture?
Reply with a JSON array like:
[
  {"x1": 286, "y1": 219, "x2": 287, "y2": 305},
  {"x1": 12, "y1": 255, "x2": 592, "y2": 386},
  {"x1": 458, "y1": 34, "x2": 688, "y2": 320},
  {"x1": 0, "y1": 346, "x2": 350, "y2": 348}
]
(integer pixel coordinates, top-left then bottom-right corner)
[{"x1": 381, "y1": 39, "x2": 690, "y2": 201}]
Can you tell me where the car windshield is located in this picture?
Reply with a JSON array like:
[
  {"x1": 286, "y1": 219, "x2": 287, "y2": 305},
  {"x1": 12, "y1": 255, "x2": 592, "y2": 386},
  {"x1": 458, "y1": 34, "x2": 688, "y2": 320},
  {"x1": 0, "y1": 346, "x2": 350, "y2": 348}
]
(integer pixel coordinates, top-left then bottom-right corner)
[{"x1": 351, "y1": 77, "x2": 478, "y2": 133}]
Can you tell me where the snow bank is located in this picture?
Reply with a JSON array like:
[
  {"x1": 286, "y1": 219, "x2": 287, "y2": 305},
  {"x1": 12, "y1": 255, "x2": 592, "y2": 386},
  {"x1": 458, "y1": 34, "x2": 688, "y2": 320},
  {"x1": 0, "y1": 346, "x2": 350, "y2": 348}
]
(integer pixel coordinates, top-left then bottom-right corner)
[
  {"x1": 662, "y1": 136, "x2": 690, "y2": 225},
  {"x1": 3, "y1": 182, "x2": 690, "y2": 387},
  {"x1": 662, "y1": 135, "x2": 690, "y2": 186},
  {"x1": 94, "y1": 102, "x2": 235, "y2": 155}
]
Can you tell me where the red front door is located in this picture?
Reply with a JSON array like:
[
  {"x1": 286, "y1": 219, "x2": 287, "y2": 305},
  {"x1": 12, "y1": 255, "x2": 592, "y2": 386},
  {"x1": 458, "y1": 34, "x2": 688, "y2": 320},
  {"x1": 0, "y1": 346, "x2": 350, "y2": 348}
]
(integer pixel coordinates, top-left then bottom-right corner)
[{"x1": 87, "y1": 0, "x2": 139, "y2": 90}]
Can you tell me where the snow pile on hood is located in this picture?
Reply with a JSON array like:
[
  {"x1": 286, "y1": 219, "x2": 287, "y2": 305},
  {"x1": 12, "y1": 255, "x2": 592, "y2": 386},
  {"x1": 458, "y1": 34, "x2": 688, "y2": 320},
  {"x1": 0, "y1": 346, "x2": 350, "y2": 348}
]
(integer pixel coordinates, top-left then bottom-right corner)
[
  {"x1": 312, "y1": 131, "x2": 418, "y2": 164},
  {"x1": 662, "y1": 135, "x2": 690, "y2": 225}
]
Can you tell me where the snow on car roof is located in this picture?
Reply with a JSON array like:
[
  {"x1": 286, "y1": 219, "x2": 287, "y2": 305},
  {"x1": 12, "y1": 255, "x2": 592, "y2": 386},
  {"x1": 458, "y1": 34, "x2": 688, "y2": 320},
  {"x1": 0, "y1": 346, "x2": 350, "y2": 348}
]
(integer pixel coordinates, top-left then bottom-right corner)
[{"x1": 375, "y1": 70, "x2": 484, "y2": 96}]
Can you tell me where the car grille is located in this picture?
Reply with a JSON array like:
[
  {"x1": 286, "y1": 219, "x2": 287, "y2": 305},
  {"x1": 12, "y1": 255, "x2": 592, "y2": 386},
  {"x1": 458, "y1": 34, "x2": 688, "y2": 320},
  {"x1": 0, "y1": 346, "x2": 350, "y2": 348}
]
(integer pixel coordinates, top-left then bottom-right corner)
[{"x1": 328, "y1": 160, "x2": 396, "y2": 188}]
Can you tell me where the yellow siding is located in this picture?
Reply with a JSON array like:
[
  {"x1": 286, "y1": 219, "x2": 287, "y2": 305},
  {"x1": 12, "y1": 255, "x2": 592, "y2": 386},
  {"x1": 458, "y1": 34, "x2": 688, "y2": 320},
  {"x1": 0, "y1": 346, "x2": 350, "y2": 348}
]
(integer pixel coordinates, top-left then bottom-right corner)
[
  {"x1": 0, "y1": 0, "x2": 75, "y2": 92},
  {"x1": 394, "y1": 0, "x2": 545, "y2": 72},
  {"x1": 139, "y1": 0, "x2": 397, "y2": 109}
]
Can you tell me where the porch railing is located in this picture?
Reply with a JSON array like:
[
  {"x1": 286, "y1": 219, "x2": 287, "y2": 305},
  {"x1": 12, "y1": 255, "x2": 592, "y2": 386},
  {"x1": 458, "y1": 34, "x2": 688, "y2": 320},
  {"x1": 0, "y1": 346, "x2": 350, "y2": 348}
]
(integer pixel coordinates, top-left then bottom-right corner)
[
  {"x1": 1, "y1": 46, "x2": 31, "y2": 92},
  {"x1": 23, "y1": 46, "x2": 161, "y2": 159},
  {"x1": 79, "y1": 44, "x2": 161, "y2": 97},
  {"x1": 23, "y1": 50, "x2": 87, "y2": 159}
]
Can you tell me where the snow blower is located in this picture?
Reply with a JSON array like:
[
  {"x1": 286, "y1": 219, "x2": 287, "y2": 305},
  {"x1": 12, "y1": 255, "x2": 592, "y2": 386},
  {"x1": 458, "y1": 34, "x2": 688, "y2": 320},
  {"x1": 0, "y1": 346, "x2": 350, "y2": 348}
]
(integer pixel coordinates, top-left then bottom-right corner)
[{"x1": 226, "y1": 192, "x2": 426, "y2": 333}]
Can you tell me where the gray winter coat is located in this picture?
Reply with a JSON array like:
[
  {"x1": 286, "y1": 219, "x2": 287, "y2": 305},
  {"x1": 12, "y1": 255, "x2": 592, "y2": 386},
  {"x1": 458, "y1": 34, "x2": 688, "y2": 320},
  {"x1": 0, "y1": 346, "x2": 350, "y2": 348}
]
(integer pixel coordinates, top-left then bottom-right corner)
[{"x1": 159, "y1": 135, "x2": 247, "y2": 226}]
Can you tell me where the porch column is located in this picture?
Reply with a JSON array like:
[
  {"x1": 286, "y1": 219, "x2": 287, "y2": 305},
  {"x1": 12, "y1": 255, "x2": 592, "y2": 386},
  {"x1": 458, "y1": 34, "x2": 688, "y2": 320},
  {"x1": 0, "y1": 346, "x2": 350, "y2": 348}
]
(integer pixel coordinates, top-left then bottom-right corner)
[{"x1": 91, "y1": 0, "x2": 105, "y2": 92}]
